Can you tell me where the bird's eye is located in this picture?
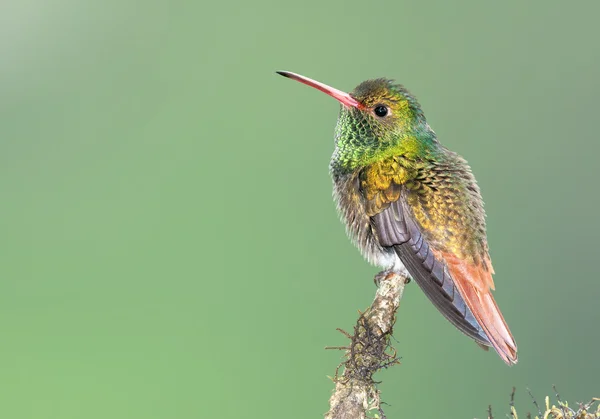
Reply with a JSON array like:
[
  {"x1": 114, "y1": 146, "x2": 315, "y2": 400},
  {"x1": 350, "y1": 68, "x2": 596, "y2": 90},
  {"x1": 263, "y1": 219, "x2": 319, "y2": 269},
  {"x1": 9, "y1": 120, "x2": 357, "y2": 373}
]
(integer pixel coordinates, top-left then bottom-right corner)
[{"x1": 374, "y1": 105, "x2": 388, "y2": 117}]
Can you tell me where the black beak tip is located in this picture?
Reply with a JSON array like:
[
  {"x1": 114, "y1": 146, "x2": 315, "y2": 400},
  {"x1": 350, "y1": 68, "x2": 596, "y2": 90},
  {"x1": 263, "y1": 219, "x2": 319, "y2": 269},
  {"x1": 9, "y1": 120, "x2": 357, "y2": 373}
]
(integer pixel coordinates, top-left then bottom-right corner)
[{"x1": 276, "y1": 71, "x2": 291, "y2": 78}]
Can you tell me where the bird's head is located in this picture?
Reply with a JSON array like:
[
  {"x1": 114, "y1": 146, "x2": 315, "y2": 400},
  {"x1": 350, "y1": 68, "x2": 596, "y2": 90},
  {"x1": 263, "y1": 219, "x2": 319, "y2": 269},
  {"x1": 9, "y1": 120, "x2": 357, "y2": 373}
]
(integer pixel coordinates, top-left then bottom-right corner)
[{"x1": 277, "y1": 71, "x2": 437, "y2": 173}]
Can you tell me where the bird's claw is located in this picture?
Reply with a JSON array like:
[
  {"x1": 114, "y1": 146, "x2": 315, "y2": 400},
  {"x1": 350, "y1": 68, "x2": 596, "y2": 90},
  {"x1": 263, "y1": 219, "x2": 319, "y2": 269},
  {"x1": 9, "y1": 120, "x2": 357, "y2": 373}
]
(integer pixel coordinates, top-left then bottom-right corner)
[
  {"x1": 374, "y1": 270, "x2": 412, "y2": 287},
  {"x1": 374, "y1": 270, "x2": 395, "y2": 287}
]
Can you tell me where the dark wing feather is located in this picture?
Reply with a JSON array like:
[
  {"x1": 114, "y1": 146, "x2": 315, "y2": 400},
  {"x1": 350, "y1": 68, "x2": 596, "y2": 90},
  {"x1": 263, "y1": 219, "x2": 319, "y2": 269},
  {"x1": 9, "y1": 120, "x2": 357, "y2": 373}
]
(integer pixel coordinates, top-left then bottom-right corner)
[{"x1": 373, "y1": 197, "x2": 491, "y2": 346}]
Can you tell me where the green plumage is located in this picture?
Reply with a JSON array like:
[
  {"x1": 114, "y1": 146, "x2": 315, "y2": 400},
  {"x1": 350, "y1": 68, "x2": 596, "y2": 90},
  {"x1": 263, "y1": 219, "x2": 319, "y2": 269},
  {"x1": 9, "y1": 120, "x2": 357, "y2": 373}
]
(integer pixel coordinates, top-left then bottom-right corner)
[{"x1": 330, "y1": 79, "x2": 489, "y2": 265}]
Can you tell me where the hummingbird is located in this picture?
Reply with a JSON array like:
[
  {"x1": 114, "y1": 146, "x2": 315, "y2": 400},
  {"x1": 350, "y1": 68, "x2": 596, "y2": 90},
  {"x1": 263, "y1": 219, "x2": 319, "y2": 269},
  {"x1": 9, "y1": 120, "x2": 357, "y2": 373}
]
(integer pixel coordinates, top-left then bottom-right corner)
[{"x1": 277, "y1": 71, "x2": 517, "y2": 365}]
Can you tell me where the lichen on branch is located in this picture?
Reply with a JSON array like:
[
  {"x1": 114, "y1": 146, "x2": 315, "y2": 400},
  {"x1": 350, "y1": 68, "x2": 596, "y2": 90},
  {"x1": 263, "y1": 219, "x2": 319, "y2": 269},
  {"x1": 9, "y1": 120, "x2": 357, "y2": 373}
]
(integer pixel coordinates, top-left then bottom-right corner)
[
  {"x1": 483, "y1": 387, "x2": 600, "y2": 419},
  {"x1": 325, "y1": 271, "x2": 408, "y2": 419}
]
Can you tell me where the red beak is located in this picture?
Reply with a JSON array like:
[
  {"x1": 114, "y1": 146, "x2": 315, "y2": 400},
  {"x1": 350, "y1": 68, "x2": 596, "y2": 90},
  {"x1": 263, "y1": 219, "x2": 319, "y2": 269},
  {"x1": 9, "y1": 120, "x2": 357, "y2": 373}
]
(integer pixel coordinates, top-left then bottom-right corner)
[{"x1": 277, "y1": 71, "x2": 361, "y2": 109}]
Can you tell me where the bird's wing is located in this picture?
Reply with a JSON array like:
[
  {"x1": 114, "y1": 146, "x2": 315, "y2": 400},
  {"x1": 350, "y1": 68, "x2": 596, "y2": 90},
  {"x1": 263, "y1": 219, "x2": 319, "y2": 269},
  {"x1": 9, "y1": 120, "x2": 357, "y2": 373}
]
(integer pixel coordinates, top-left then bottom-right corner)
[
  {"x1": 374, "y1": 197, "x2": 491, "y2": 345},
  {"x1": 360, "y1": 157, "x2": 517, "y2": 364}
]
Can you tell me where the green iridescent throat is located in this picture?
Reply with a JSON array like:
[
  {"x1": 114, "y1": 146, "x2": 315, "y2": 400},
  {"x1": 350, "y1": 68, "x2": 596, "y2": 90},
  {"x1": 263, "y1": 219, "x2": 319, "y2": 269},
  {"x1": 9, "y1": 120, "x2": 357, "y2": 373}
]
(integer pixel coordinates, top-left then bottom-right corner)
[{"x1": 330, "y1": 107, "x2": 439, "y2": 176}]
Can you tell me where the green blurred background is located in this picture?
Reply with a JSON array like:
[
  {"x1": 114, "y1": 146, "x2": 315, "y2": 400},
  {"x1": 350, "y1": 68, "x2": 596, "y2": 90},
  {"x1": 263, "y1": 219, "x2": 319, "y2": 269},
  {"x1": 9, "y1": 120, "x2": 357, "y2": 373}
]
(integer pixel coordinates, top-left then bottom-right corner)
[{"x1": 1, "y1": 1, "x2": 598, "y2": 418}]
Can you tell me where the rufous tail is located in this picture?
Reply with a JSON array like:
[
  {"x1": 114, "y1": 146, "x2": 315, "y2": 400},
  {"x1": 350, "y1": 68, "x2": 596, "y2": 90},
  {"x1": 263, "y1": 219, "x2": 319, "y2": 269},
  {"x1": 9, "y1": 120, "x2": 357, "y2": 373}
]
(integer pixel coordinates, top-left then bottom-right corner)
[{"x1": 444, "y1": 253, "x2": 518, "y2": 365}]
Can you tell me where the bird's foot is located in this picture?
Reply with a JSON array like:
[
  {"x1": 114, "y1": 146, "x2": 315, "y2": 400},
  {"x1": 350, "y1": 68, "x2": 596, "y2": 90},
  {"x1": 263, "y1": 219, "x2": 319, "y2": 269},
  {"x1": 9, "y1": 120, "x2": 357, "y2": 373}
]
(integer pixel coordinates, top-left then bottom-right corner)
[
  {"x1": 374, "y1": 270, "x2": 411, "y2": 287},
  {"x1": 373, "y1": 270, "x2": 391, "y2": 287}
]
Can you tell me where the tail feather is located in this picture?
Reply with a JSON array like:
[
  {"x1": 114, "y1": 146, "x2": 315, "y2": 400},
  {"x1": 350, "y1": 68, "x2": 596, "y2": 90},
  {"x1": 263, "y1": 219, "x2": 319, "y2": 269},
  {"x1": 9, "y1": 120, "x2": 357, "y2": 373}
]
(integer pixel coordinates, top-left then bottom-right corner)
[{"x1": 444, "y1": 253, "x2": 518, "y2": 365}]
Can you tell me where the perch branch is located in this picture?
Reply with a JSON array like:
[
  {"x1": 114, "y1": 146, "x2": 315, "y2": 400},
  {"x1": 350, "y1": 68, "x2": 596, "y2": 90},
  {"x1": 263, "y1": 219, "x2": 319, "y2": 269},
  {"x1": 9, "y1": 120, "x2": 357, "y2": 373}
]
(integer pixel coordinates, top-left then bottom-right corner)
[{"x1": 325, "y1": 271, "x2": 409, "y2": 419}]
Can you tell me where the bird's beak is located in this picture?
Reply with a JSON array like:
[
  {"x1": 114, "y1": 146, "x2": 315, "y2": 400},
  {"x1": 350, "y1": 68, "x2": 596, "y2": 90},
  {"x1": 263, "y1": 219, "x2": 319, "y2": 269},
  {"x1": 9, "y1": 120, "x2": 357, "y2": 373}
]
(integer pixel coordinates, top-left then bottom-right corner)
[{"x1": 276, "y1": 71, "x2": 361, "y2": 109}]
